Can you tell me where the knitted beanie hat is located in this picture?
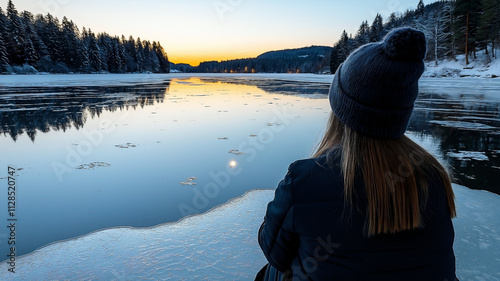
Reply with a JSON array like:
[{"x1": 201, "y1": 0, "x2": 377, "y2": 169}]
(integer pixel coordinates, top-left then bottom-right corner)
[{"x1": 329, "y1": 27, "x2": 426, "y2": 139}]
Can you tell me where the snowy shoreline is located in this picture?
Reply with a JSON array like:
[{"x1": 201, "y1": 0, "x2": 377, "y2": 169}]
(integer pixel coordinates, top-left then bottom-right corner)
[
  {"x1": 0, "y1": 72, "x2": 499, "y2": 89},
  {"x1": 0, "y1": 184, "x2": 499, "y2": 280},
  {"x1": 423, "y1": 52, "x2": 500, "y2": 79},
  {"x1": 1, "y1": 51, "x2": 499, "y2": 86}
]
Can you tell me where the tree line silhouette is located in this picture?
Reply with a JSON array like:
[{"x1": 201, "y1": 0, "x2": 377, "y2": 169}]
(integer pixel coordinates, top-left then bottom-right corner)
[{"x1": 0, "y1": 0, "x2": 170, "y2": 74}]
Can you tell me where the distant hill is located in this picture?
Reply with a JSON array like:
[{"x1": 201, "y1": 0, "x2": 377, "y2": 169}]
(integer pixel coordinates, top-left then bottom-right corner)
[
  {"x1": 257, "y1": 46, "x2": 332, "y2": 60},
  {"x1": 189, "y1": 46, "x2": 332, "y2": 74},
  {"x1": 170, "y1": 63, "x2": 195, "y2": 73}
]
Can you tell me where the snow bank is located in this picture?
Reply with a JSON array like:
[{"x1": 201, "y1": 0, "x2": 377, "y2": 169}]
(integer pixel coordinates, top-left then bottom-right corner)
[
  {"x1": 0, "y1": 185, "x2": 499, "y2": 280},
  {"x1": 423, "y1": 52, "x2": 500, "y2": 78}
]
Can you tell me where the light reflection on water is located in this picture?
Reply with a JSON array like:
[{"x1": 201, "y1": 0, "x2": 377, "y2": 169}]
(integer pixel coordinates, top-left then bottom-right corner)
[{"x1": 0, "y1": 77, "x2": 498, "y2": 261}]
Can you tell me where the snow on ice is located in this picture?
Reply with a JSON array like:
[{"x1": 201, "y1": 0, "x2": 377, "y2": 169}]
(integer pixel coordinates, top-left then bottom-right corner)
[
  {"x1": 0, "y1": 185, "x2": 499, "y2": 280},
  {"x1": 423, "y1": 52, "x2": 500, "y2": 78},
  {"x1": 447, "y1": 151, "x2": 489, "y2": 161}
]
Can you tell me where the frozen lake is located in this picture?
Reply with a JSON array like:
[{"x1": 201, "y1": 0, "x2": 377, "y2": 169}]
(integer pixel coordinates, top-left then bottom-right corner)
[{"x1": 0, "y1": 74, "x2": 499, "y2": 263}]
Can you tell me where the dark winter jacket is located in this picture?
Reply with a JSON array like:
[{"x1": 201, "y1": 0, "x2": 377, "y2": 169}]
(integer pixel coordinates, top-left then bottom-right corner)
[{"x1": 258, "y1": 153, "x2": 456, "y2": 281}]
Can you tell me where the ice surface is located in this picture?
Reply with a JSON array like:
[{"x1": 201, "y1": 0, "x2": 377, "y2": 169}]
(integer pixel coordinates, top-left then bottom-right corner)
[
  {"x1": 1, "y1": 186, "x2": 499, "y2": 280},
  {"x1": 0, "y1": 73, "x2": 333, "y2": 88},
  {"x1": 452, "y1": 185, "x2": 500, "y2": 281},
  {"x1": 0, "y1": 190, "x2": 272, "y2": 280},
  {"x1": 2, "y1": 73, "x2": 500, "y2": 101},
  {"x1": 2, "y1": 73, "x2": 500, "y2": 108},
  {"x1": 1, "y1": 73, "x2": 499, "y2": 279}
]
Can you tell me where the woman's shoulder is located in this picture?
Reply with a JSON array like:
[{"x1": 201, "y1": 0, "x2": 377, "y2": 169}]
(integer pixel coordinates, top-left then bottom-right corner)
[
  {"x1": 290, "y1": 152, "x2": 341, "y2": 175},
  {"x1": 286, "y1": 153, "x2": 344, "y2": 202}
]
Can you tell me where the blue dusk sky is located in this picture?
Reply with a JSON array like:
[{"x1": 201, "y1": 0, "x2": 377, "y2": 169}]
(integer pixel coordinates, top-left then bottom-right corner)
[{"x1": 2, "y1": 0, "x2": 424, "y2": 65}]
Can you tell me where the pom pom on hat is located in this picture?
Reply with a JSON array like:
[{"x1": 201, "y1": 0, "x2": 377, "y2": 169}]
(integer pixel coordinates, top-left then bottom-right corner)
[{"x1": 382, "y1": 27, "x2": 427, "y2": 60}]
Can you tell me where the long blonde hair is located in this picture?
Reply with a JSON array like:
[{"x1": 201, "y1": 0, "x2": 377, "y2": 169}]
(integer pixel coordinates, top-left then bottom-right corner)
[{"x1": 314, "y1": 113, "x2": 456, "y2": 236}]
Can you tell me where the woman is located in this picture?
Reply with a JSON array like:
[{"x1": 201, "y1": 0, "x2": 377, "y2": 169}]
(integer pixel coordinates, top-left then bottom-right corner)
[{"x1": 257, "y1": 27, "x2": 457, "y2": 281}]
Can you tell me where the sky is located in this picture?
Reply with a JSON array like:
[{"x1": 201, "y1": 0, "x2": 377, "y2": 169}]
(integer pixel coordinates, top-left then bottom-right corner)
[{"x1": 2, "y1": 0, "x2": 424, "y2": 66}]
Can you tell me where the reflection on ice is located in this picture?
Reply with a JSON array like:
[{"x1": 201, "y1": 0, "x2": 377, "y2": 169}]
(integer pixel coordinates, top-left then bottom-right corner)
[
  {"x1": 0, "y1": 186, "x2": 499, "y2": 280},
  {"x1": 1, "y1": 76, "x2": 330, "y2": 260}
]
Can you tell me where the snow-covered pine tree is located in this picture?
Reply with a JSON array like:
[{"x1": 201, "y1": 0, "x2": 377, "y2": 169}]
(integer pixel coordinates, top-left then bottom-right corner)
[
  {"x1": 401, "y1": 9, "x2": 416, "y2": 26},
  {"x1": 338, "y1": 30, "x2": 351, "y2": 62},
  {"x1": 21, "y1": 11, "x2": 45, "y2": 68},
  {"x1": 6, "y1": 0, "x2": 26, "y2": 65},
  {"x1": 73, "y1": 22, "x2": 89, "y2": 71},
  {"x1": 106, "y1": 37, "x2": 125, "y2": 73},
  {"x1": 355, "y1": 21, "x2": 370, "y2": 48},
  {"x1": 150, "y1": 41, "x2": 161, "y2": 72},
  {"x1": 135, "y1": 38, "x2": 145, "y2": 72},
  {"x1": 124, "y1": 35, "x2": 138, "y2": 72},
  {"x1": 61, "y1": 17, "x2": 87, "y2": 70},
  {"x1": 79, "y1": 42, "x2": 90, "y2": 72},
  {"x1": 142, "y1": 40, "x2": 153, "y2": 72},
  {"x1": 87, "y1": 31, "x2": 102, "y2": 72},
  {"x1": 81, "y1": 27, "x2": 89, "y2": 45},
  {"x1": 153, "y1": 41, "x2": 170, "y2": 73},
  {"x1": 386, "y1": 12, "x2": 401, "y2": 30},
  {"x1": 0, "y1": 32, "x2": 10, "y2": 72},
  {"x1": 41, "y1": 13, "x2": 63, "y2": 63},
  {"x1": 330, "y1": 43, "x2": 344, "y2": 74},
  {"x1": 0, "y1": 7, "x2": 9, "y2": 46},
  {"x1": 106, "y1": 39, "x2": 117, "y2": 73},
  {"x1": 23, "y1": 36, "x2": 38, "y2": 67},
  {"x1": 416, "y1": 0, "x2": 426, "y2": 18},
  {"x1": 369, "y1": 13, "x2": 384, "y2": 42},
  {"x1": 117, "y1": 38, "x2": 126, "y2": 72},
  {"x1": 97, "y1": 33, "x2": 110, "y2": 72}
]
